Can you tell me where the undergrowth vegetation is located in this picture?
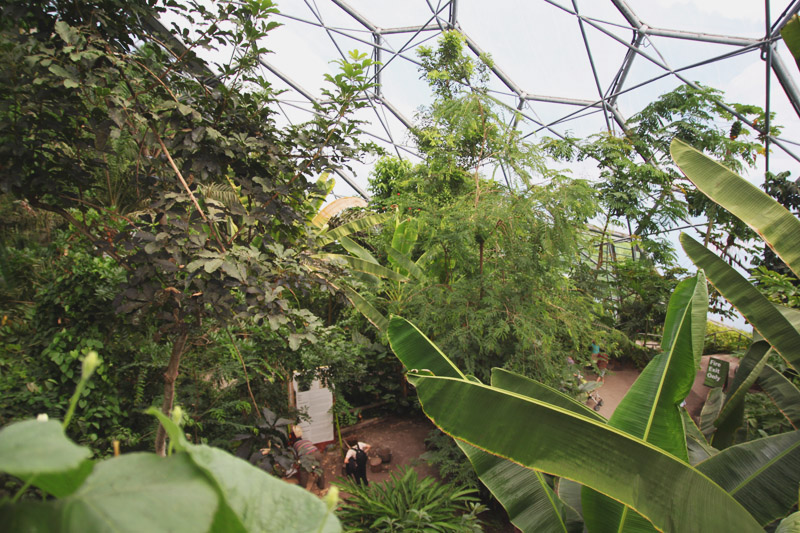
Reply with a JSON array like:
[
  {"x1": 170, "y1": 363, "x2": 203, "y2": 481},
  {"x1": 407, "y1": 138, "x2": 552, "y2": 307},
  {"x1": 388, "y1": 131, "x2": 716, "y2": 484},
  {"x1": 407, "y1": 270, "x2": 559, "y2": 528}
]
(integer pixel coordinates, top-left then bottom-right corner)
[{"x1": 2, "y1": 1, "x2": 800, "y2": 532}]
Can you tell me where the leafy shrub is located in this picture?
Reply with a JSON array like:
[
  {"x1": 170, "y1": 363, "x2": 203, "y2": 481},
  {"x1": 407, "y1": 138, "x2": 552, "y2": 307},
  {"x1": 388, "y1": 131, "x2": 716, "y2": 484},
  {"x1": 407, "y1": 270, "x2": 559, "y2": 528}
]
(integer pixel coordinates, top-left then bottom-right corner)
[
  {"x1": 421, "y1": 429, "x2": 479, "y2": 489},
  {"x1": 0, "y1": 356, "x2": 340, "y2": 532},
  {"x1": 232, "y1": 407, "x2": 321, "y2": 478},
  {"x1": 750, "y1": 265, "x2": 800, "y2": 308},
  {"x1": 703, "y1": 321, "x2": 751, "y2": 354},
  {"x1": 335, "y1": 466, "x2": 484, "y2": 532}
]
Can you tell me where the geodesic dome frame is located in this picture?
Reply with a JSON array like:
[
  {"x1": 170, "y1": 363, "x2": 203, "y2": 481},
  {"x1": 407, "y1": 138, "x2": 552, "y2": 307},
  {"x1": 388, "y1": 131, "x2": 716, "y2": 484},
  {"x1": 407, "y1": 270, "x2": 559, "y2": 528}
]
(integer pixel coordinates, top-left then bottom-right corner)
[{"x1": 254, "y1": 0, "x2": 800, "y2": 199}]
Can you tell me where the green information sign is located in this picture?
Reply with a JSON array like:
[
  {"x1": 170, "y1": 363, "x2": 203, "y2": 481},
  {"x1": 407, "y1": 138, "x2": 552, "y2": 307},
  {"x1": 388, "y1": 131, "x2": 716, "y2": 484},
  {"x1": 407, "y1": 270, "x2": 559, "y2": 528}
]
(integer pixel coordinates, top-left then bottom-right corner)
[{"x1": 704, "y1": 357, "x2": 729, "y2": 388}]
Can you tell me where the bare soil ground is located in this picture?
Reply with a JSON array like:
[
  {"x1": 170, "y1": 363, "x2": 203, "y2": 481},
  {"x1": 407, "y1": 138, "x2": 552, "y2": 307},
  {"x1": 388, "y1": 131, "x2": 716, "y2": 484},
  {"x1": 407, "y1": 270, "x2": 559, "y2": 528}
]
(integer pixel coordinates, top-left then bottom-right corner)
[
  {"x1": 305, "y1": 361, "x2": 653, "y2": 532},
  {"x1": 583, "y1": 360, "x2": 642, "y2": 416},
  {"x1": 318, "y1": 415, "x2": 440, "y2": 487},
  {"x1": 313, "y1": 415, "x2": 515, "y2": 531}
]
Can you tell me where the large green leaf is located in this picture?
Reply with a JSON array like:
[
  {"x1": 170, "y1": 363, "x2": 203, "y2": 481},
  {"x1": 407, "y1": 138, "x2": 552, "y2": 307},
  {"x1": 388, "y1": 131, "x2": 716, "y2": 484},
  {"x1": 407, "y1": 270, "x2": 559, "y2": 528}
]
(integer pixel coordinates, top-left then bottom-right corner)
[
  {"x1": 186, "y1": 444, "x2": 340, "y2": 533},
  {"x1": 387, "y1": 316, "x2": 465, "y2": 379},
  {"x1": 758, "y1": 365, "x2": 800, "y2": 429},
  {"x1": 316, "y1": 212, "x2": 392, "y2": 246},
  {"x1": 343, "y1": 286, "x2": 388, "y2": 332},
  {"x1": 491, "y1": 368, "x2": 605, "y2": 422},
  {"x1": 0, "y1": 419, "x2": 93, "y2": 498},
  {"x1": 149, "y1": 407, "x2": 341, "y2": 532},
  {"x1": 388, "y1": 317, "x2": 577, "y2": 533},
  {"x1": 389, "y1": 315, "x2": 762, "y2": 532},
  {"x1": 607, "y1": 273, "x2": 706, "y2": 456},
  {"x1": 697, "y1": 430, "x2": 800, "y2": 526},
  {"x1": 700, "y1": 388, "x2": 725, "y2": 440},
  {"x1": 458, "y1": 442, "x2": 580, "y2": 533},
  {"x1": 582, "y1": 273, "x2": 706, "y2": 532},
  {"x1": 488, "y1": 368, "x2": 602, "y2": 532},
  {"x1": 406, "y1": 372, "x2": 761, "y2": 533},
  {"x1": 315, "y1": 254, "x2": 407, "y2": 282},
  {"x1": 780, "y1": 14, "x2": 800, "y2": 72},
  {"x1": 717, "y1": 341, "x2": 772, "y2": 426},
  {"x1": 386, "y1": 247, "x2": 427, "y2": 283},
  {"x1": 390, "y1": 218, "x2": 419, "y2": 259},
  {"x1": 681, "y1": 233, "x2": 800, "y2": 372},
  {"x1": 671, "y1": 138, "x2": 800, "y2": 278},
  {"x1": 682, "y1": 409, "x2": 717, "y2": 465},
  {"x1": 713, "y1": 341, "x2": 772, "y2": 448},
  {"x1": 0, "y1": 453, "x2": 220, "y2": 533},
  {"x1": 339, "y1": 235, "x2": 378, "y2": 264}
]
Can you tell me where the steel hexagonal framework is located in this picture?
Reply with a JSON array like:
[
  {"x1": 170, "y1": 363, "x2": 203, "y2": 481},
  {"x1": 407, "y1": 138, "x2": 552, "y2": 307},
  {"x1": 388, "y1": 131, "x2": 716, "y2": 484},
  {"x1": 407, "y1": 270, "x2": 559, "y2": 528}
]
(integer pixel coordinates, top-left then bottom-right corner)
[{"x1": 257, "y1": 0, "x2": 800, "y2": 199}]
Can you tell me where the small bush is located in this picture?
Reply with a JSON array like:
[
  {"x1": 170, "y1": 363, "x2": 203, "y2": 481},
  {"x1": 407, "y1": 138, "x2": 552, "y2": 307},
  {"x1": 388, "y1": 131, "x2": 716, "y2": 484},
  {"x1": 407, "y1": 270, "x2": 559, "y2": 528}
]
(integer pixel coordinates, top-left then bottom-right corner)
[
  {"x1": 704, "y1": 321, "x2": 751, "y2": 354},
  {"x1": 422, "y1": 429, "x2": 480, "y2": 489},
  {"x1": 335, "y1": 466, "x2": 484, "y2": 532}
]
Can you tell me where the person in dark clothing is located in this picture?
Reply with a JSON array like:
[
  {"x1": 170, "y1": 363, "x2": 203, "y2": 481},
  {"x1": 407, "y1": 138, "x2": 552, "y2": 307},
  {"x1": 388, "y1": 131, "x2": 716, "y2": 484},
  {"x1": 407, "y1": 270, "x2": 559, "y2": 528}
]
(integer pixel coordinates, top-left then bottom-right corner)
[{"x1": 344, "y1": 441, "x2": 371, "y2": 485}]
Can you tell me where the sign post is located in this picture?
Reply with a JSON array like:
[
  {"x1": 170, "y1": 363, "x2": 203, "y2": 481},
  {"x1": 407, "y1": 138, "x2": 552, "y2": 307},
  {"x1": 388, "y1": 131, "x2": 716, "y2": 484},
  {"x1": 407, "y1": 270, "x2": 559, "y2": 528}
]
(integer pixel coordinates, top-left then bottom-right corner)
[{"x1": 704, "y1": 357, "x2": 729, "y2": 388}]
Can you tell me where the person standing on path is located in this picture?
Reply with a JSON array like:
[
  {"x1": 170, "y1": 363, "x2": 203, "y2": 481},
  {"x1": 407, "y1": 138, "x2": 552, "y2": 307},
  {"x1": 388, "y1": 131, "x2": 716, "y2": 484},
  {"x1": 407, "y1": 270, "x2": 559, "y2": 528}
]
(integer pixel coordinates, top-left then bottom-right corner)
[
  {"x1": 590, "y1": 340, "x2": 609, "y2": 382},
  {"x1": 344, "y1": 440, "x2": 371, "y2": 485}
]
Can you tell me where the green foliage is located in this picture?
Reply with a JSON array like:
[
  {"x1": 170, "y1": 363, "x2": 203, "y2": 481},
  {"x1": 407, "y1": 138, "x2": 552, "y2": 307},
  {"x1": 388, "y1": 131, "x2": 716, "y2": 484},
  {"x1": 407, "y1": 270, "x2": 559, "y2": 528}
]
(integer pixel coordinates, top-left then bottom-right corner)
[
  {"x1": 231, "y1": 407, "x2": 323, "y2": 478},
  {"x1": 0, "y1": 412, "x2": 341, "y2": 532},
  {"x1": 335, "y1": 466, "x2": 484, "y2": 532},
  {"x1": 704, "y1": 321, "x2": 751, "y2": 354},
  {"x1": 421, "y1": 429, "x2": 480, "y2": 489},
  {"x1": 387, "y1": 312, "x2": 787, "y2": 532},
  {"x1": 751, "y1": 266, "x2": 800, "y2": 308},
  {"x1": 544, "y1": 83, "x2": 774, "y2": 269},
  {"x1": 0, "y1": 0, "x2": 378, "y2": 455}
]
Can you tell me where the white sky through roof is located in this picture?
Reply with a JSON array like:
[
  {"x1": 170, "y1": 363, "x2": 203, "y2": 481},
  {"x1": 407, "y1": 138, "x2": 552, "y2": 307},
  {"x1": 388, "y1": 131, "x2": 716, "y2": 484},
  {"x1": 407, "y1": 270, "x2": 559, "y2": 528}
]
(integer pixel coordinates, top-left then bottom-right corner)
[{"x1": 262, "y1": 0, "x2": 800, "y2": 201}]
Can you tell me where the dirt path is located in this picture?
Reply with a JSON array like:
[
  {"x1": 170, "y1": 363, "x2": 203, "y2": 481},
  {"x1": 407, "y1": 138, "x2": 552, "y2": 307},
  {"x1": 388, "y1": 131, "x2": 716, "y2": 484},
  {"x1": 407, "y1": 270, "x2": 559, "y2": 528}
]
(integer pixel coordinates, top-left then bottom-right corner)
[
  {"x1": 585, "y1": 361, "x2": 641, "y2": 417},
  {"x1": 316, "y1": 416, "x2": 439, "y2": 491},
  {"x1": 312, "y1": 363, "x2": 648, "y2": 492}
]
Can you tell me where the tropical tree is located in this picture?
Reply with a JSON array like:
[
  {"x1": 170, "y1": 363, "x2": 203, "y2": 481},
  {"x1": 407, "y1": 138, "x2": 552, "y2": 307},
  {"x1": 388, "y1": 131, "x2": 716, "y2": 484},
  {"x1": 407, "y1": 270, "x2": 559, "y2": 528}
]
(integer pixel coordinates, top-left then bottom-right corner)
[
  {"x1": 0, "y1": 0, "x2": 376, "y2": 455},
  {"x1": 380, "y1": 133, "x2": 800, "y2": 532},
  {"x1": 352, "y1": 31, "x2": 622, "y2": 386}
]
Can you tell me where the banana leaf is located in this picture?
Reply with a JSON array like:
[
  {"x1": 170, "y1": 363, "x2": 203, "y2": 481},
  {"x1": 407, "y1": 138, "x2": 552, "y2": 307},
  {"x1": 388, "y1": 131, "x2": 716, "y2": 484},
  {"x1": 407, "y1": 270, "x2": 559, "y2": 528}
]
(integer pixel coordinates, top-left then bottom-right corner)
[
  {"x1": 758, "y1": 365, "x2": 800, "y2": 429},
  {"x1": 780, "y1": 14, "x2": 800, "y2": 72},
  {"x1": 406, "y1": 371, "x2": 761, "y2": 533},
  {"x1": 390, "y1": 218, "x2": 419, "y2": 258},
  {"x1": 491, "y1": 368, "x2": 605, "y2": 422},
  {"x1": 717, "y1": 341, "x2": 772, "y2": 425},
  {"x1": 700, "y1": 388, "x2": 725, "y2": 440},
  {"x1": 315, "y1": 254, "x2": 407, "y2": 282},
  {"x1": 713, "y1": 341, "x2": 772, "y2": 448},
  {"x1": 316, "y1": 212, "x2": 392, "y2": 247},
  {"x1": 458, "y1": 442, "x2": 581, "y2": 533},
  {"x1": 338, "y1": 236, "x2": 381, "y2": 286},
  {"x1": 607, "y1": 273, "x2": 706, "y2": 454},
  {"x1": 696, "y1": 430, "x2": 800, "y2": 526},
  {"x1": 311, "y1": 195, "x2": 366, "y2": 228},
  {"x1": 582, "y1": 273, "x2": 706, "y2": 532},
  {"x1": 388, "y1": 316, "x2": 762, "y2": 533},
  {"x1": 681, "y1": 233, "x2": 800, "y2": 373},
  {"x1": 387, "y1": 218, "x2": 419, "y2": 277},
  {"x1": 388, "y1": 317, "x2": 578, "y2": 532},
  {"x1": 342, "y1": 286, "x2": 388, "y2": 333},
  {"x1": 671, "y1": 138, "x2": 800, "y2": 279},
  {"x1": 682, "y1": 409, "x2": 717, "y2": 465},
  {"x1": 338, "y1": 235, "x2": 378, "y2": 264},
  {"x1": 386, "y1": 247, "x2": 427, "y2": 283}
]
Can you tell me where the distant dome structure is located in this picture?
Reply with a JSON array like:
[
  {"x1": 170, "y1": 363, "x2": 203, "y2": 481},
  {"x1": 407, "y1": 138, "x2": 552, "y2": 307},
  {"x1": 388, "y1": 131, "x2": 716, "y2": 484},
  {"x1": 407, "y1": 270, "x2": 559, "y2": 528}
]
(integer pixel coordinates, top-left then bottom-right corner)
[{"x1": 256, "y1": 0, "x2": 800, "y2": 197}]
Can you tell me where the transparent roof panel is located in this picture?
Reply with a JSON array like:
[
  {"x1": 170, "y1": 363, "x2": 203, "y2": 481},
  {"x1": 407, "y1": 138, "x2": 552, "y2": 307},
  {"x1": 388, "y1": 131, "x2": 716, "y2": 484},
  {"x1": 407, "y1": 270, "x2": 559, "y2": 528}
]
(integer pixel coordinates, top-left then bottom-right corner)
[{"x1": 251, "y1": 0, "x2": 800, "y2": 197}]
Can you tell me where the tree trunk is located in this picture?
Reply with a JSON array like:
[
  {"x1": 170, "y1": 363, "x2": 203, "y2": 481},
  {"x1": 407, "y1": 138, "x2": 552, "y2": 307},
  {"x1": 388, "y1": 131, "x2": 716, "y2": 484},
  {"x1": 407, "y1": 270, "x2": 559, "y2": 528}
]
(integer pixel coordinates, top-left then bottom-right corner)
[{"x1": 154, "y1": 328, "x2": 189, "y2": 456}]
